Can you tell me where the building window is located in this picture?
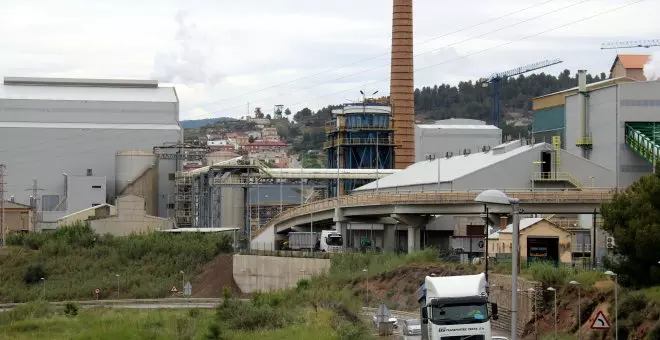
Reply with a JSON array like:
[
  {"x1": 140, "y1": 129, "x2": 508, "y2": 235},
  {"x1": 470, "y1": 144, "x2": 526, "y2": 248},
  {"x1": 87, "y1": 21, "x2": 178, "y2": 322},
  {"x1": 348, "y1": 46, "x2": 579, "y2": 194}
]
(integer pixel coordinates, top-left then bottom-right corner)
[
  {"x1": 92, "y1": 185, "x2": 102, "y2": 189},
  {"x1": 167, "y1": 203, "x2": 175, "y2": 209},
  {"x1": 169, "y1": 173, "x2": 176, "y2": 181}
]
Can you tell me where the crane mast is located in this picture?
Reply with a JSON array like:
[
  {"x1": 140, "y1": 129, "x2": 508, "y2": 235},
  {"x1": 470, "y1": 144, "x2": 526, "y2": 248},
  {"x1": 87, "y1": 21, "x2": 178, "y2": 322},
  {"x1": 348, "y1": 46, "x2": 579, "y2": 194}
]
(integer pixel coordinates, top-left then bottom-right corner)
[
  {"x1": 601, "y1": 39, "x2": 660, "y2": 50},
  {"x1": 481, "y1": 59, "x2": 563, "y2": 129}
]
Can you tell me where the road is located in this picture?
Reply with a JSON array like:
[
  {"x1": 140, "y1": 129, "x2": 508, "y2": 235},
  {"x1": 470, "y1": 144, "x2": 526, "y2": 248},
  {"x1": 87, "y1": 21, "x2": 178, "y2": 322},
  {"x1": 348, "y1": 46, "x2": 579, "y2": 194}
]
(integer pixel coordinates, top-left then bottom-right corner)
[{"x1": 1, "y1": 299, "x2": 512, "y2": 338}]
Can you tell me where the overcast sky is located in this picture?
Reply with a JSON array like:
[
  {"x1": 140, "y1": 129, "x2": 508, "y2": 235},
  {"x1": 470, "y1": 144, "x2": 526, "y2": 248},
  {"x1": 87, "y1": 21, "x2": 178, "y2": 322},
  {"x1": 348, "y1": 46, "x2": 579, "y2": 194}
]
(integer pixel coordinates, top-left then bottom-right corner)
[{"x1": 1, "y1": 0, "x2": 659, "y2": 120}]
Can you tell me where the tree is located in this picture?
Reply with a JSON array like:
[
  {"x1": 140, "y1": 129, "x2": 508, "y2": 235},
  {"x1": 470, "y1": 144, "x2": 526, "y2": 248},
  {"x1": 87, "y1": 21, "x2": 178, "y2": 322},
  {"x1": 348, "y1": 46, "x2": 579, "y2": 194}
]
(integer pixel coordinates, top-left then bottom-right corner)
[
  {"x1": 248, "y1": 136, "x2": 256, "y2": 143},
  {"x1": 293, "y1": 108, "x2": 313, "y2": 123},
  {"x1": 600, "y1": 169, "x2": 660, "y2": 287},
  {"x1": 284, "y1": 108, "x2": 291, "y2": 117},
  {"x1": 265, "y1": 114, "x2": 272, "y2": 120}
]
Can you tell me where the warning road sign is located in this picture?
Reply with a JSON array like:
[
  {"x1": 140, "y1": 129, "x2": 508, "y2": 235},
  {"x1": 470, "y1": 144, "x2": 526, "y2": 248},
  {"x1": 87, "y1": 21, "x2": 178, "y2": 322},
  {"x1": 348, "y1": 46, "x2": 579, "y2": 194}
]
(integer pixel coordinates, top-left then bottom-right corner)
[
  {"x1": 590, "y1": 310, "x2": 611, "y2": 330},
  {"x1": 170, "y1": 286, "x2": 178, "y2": 293}
]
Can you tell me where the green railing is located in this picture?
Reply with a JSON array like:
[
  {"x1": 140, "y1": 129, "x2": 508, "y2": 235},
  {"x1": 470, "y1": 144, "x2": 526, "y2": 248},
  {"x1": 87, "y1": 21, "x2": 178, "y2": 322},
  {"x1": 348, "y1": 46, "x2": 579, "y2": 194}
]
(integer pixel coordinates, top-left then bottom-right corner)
[{"x1": 625, "y1": 123, "x2": 660, "y2": 164}]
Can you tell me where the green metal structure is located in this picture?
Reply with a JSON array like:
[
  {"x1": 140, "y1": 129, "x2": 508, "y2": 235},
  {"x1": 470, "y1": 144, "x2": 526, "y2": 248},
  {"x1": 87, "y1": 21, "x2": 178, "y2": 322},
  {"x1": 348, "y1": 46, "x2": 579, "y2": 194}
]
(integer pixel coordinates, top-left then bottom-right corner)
[{"x1": 625, "y1": 123, "x2": 660, "y2": 165}]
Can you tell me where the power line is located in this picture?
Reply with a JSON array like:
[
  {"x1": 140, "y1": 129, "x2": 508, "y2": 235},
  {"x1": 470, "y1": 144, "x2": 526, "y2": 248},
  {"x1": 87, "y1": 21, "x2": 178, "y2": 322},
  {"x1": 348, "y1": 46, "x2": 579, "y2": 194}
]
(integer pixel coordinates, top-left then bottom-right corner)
[
  {"x1": 184, "y1": 0, "x2": 593, "y2": 119},
  {"x1": 0, "y1": 0, "x2": 645, "y2": 165},
  {"x1": 283, "y1": 0, "x2": 646, "y2": 109},
  {"x1": 179, "y1": 0, "x2": 563, "y2": 115}
]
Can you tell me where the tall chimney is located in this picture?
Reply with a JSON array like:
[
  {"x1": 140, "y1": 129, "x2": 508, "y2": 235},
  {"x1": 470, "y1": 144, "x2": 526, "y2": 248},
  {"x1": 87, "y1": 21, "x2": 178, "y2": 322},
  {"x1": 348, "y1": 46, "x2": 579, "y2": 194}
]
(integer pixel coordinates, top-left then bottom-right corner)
[{"x1": 390, "y1": 0, "x2": 415, "y2": 169}]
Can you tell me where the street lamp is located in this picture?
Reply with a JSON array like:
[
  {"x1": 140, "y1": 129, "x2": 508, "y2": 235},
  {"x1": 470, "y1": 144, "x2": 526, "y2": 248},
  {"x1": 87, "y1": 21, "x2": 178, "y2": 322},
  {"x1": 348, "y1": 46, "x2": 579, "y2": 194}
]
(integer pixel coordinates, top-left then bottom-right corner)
[
  {"x1": 528, "y1": 288, "x2": 538, "y2": 340},
  {"x1": 362, "y1": 268, "x2": 369, "y2": 307},
  {"x1": 40, "y1": 277, "x2": 45, "y2": 300},
  {"x1": 605, "y1": 270, "x2": 618, "y2": 340},
  {"x1": 569, "y1": 280, "x2": 581, "y2": 340},
  {"x1": 475, "y1": 189, "x2": 521, "y2": 340},
  {"x1": 547, "y1": 287, "x2": 557, "y2": 340},
  {"x1": 115, "y1": 274, "x2": 120, "y2": 298}
]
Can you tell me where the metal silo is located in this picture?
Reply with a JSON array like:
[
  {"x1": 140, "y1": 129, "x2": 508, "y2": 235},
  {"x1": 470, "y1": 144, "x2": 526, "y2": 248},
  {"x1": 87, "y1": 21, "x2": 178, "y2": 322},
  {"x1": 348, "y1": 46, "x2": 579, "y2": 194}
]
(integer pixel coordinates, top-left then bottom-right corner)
[{"x1": 115, "y1": 150, "x2": 157, "y2": 195}]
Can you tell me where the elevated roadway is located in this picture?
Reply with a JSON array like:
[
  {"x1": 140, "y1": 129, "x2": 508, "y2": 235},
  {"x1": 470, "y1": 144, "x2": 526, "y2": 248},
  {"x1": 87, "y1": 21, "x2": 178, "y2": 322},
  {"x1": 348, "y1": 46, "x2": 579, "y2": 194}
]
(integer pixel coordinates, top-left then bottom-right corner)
[{"x1": 253, "y1": 188, "x2": 615, "y2": 239}]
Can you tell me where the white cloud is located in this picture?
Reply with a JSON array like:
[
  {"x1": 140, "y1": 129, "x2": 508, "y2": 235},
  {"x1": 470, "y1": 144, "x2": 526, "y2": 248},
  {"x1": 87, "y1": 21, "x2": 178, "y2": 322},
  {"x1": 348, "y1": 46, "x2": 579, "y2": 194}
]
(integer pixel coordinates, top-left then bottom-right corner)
[{"x1": 0, "y1": 0, "x2": 658, "y2": 120}]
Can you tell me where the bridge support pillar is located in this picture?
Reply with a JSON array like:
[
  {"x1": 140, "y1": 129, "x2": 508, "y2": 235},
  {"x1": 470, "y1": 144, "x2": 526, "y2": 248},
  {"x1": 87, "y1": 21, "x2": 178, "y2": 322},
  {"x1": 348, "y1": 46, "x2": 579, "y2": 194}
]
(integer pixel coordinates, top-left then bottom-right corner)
[
  {"x1": 391, "y1": 214, "x2": 429, "y2": 253},
  {"x1": 407, "y1": 226, "x2": 420, "y2": 253},
  {"x1": 383, "y1": 225, "x2": 396, "y2": 252}
]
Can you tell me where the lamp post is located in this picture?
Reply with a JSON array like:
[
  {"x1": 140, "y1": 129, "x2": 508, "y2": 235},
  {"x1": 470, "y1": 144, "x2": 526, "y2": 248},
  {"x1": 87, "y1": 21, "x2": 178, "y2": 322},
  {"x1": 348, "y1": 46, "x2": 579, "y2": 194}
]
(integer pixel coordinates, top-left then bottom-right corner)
[
  {"x1": 363, "y1": 268, "x2": 369, "y2": 307},
  {"x1": 528, "y1": 288, "x2": 538, "y2": 340},
  {"x1": 475, "y1": 189, "x2": 520, "y2": 340},
  {"x1": 482, "y1": 204, "x2": 490, "y2": 284},
  {"x1": 40, "y1": 277, "x2": 45, "y2": 300},
  {"x1": 570, "y1": 280, "x2": 581, "y2": 340},
  {"x1": 605, "y1": 271, "x2": 618, "y2": 340},
  {"x1": 180, "y1": 270, "x2": 185, "y2": 292},
  {"x1": 547, "y1": 287, "x2": 557, "y2": 340},
  {"x1": 115, "y1": 273, "x2": 120, "y2": 298}
]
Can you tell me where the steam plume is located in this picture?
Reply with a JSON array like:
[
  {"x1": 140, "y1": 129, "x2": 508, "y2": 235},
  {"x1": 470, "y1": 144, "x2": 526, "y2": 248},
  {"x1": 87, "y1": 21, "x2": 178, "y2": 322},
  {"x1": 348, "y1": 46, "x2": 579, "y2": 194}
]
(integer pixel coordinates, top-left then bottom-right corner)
[
  {"x1": 151, "y1": 10, "x2": 224, "y2": 85},
  {"x1": 643, "y1": 52, "x2": 660, "y2": 81}
]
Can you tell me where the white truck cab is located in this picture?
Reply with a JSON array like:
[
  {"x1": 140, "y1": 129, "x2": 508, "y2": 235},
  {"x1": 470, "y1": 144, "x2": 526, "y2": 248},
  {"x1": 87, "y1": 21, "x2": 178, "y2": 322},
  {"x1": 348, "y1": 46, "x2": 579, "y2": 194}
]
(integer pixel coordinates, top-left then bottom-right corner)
[
  {"x1": 319, "y1": 230, "x2": 343, "y2": 253},
  {"x1": 416, "y1": 272, "x2": 498, "y2": 340}
]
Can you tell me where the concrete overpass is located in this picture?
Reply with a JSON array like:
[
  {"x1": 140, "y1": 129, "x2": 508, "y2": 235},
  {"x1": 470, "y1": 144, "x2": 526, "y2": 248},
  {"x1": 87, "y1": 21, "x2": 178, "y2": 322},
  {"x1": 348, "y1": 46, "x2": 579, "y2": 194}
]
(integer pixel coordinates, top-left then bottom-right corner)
[{"x1": 251, "y1": 188, "x2": 615, "y2": 251}]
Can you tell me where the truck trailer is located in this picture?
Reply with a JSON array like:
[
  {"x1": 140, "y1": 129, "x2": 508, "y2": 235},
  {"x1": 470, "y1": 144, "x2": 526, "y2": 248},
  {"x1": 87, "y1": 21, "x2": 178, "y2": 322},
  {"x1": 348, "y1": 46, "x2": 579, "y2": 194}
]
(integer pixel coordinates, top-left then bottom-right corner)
[{"x1": 416, "y1": 272, "x2": 498, "y2": 340}]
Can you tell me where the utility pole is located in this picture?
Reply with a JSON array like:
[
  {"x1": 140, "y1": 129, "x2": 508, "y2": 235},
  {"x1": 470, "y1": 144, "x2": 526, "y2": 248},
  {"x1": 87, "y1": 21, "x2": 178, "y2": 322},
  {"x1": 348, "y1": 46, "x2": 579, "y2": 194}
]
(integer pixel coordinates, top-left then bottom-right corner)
[
  {"x1": 0, "y1": 164, "x2": 6, "y2": 247},
  {"x1": 26, "y1": 180, "x2": 44, "y2": 232}
]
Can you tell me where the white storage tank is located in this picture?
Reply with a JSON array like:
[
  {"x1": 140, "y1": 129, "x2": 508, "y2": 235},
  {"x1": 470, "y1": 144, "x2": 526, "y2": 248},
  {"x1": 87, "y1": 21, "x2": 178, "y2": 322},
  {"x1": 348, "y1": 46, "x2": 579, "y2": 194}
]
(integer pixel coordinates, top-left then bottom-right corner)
[
  {"x1": 115, "y1": 150, "x2": 156, "y2": 195},
  {"x1": 206, "y1": 151, "x2": 239, "y2": 166}
]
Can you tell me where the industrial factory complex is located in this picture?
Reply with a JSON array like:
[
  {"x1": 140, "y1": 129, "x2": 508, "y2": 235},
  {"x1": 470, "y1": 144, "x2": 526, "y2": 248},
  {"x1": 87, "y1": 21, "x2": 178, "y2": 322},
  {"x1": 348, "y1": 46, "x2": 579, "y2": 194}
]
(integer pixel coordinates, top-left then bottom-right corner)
[{"x1": 1, "y1": 0, "x2": 659, "y2": 270}]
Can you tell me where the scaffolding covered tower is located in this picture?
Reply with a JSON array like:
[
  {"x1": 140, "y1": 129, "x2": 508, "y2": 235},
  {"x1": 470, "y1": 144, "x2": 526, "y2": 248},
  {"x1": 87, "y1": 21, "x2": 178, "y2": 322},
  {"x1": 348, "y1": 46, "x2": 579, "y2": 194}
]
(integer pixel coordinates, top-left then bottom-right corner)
[{"x1": 325, "y1": 102, "x2": 395, "y2": 196}]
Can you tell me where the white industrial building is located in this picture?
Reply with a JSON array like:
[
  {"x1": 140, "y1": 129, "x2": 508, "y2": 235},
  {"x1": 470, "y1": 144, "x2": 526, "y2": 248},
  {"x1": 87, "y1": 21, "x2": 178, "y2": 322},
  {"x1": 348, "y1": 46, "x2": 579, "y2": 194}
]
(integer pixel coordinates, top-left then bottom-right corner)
[
  {"x1": 0, "y1": 77, "x2": 182, "y2": 229},
  {"x1": 563, "y1": 78, "x2": 660, "y2": 188},
  {"x1": 415, "y1": 118, "x2": 502, "y2": 162},
  {"x1": 355, "y1": 139, "x2": 613, "y2": 194}
]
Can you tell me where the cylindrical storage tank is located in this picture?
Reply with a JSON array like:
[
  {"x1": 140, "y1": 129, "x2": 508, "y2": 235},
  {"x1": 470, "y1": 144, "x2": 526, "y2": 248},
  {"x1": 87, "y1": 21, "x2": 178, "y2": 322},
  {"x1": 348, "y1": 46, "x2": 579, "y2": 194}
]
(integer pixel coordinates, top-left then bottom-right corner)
[
  {"x1": 115, "y1": 150, "x2": 157, "y2": 195},
  {"x1": 206, "y1": 151, "x2": 239, "y2": 166},
  {"x1": 220, "y1": 185, "x2": 245, "y2": 230}
]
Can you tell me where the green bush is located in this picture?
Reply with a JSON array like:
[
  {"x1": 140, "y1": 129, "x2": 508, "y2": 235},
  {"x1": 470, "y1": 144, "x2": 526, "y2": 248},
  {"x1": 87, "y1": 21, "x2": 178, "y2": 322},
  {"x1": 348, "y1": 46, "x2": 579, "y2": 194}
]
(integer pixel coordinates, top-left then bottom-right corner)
[
  {"x1": 217, "y1": 299, "x2": 294, "y2": 331},
  {"x1": 647, "y1": 319, "x2": 660, "y2": 340},
  {"x1": 619, "y1": 292, "x2": 648, "y2": 320},
  {"x1": 0, "y1": 223, "x2": 234, "y2": 303},
  {"x1": 63, "y1": 302, "x2": 78, "y2": 317},
  {"x1": 23, "y1": 264, "x2": 45, "y2": 285},
  {"x1": 0, "y1": 301, "x2": 56, "y2": 325}
]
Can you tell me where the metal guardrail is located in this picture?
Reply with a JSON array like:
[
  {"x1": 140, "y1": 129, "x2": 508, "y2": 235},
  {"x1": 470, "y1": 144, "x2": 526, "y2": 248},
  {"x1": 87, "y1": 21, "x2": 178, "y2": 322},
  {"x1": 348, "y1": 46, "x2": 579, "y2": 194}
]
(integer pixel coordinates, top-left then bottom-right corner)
[
  {"x1": 532, "y1": 172, "x2": 583, "y2": 188},
  {"x1": 361, "y1": 307, "x2": 418, "y2": 319},
  {"x1": 252, "y1": 188, "x2": 616, "y2": 237}
]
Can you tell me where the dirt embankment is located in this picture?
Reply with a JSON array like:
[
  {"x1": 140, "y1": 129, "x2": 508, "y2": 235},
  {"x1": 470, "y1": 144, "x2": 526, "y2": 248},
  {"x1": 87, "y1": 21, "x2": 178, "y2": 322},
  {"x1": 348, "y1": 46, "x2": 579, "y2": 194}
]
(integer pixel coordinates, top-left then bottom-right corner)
[
  {"x1": 345, "y1": 263, "x2": 477, "y2": 311},
  {"x1": 190, "y1": 254, "x2": 245, "y2": 298}
]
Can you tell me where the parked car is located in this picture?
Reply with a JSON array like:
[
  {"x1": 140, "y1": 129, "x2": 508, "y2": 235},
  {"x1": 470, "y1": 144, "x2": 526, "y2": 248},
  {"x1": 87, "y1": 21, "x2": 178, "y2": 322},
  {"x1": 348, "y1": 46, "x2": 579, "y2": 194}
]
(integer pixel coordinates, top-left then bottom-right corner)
[{"x1": 402, "y1": 318, "x2": 421, "y2": 336}]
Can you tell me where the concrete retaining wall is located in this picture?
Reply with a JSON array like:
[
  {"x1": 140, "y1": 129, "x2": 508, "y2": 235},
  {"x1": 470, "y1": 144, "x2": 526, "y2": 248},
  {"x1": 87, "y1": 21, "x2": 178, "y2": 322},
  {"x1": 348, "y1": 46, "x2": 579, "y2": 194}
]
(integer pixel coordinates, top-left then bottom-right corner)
[{"x1": 233, "y1": 255, "x2": 331, "y2": 293}]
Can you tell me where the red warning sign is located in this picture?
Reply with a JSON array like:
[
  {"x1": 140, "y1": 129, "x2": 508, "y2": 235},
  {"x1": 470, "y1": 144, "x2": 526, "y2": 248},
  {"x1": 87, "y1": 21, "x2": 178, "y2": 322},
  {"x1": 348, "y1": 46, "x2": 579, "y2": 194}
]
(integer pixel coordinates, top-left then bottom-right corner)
[{"x1": 590, "y1": 310, "x2": 611, "y2": 330}]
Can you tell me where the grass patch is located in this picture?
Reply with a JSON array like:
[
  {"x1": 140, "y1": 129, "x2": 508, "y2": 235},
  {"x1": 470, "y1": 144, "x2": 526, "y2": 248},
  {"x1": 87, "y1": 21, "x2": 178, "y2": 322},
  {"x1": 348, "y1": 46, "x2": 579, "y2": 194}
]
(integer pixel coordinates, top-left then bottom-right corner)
[
  {"x1": 0, "y1": 222, "x2": 233, "y2": 303},
  {"x1": 328, "y1": 248, "x2": 449, "y2": 281}
]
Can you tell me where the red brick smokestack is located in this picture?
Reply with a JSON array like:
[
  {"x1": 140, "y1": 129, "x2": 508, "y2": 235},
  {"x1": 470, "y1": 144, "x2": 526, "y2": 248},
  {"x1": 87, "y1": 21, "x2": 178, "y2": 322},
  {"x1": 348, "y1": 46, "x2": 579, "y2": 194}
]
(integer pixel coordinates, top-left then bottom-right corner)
[{"x1": 390, "y1": 0, "x2": 415, "y2": 169}]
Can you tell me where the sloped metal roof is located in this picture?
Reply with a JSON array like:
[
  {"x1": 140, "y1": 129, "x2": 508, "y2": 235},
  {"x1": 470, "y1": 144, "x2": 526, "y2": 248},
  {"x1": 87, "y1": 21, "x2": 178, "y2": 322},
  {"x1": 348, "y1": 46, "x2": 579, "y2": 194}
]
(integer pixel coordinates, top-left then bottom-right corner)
[
  {"x1": 355, "y1": 141, "x2": 550, "y2": 191},
  {"x1": 0, "y1": 78, "x2": 177, "y2": 103}
]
